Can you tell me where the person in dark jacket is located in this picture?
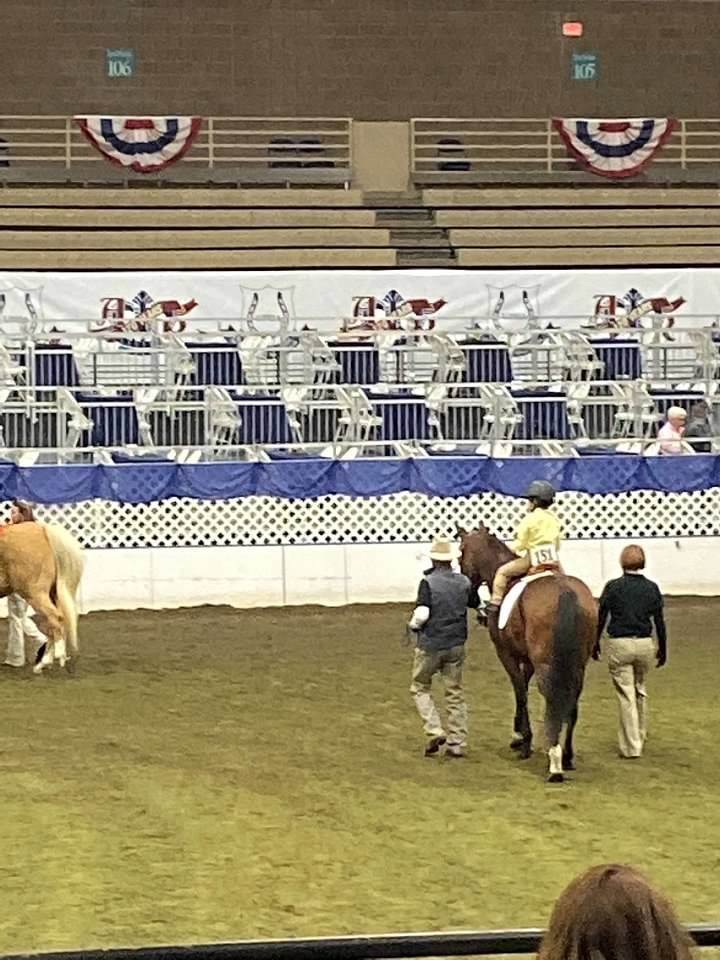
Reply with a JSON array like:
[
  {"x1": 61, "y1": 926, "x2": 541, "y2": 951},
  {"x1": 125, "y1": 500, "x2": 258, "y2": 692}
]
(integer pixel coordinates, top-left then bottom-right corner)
[
  {"x1": 408, "y1": 538, "x2": 479, "y2": 758},
  {"x1": 594, "y1": 545, "x2": 667, "y2": 759},
  {"x1": 683, "y1": 400, "x2": 712, "y2": 453}
]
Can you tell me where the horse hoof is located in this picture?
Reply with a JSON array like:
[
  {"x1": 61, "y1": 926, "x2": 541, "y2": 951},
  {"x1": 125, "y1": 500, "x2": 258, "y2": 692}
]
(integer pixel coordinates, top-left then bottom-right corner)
[
  {"x1": 547, "y1": 772, "x2": 564, "y2": 784},
  {"x1": 518, "y1": 744, "x2": 532, "y2": 760},
  {"x1": 562, "y1": 758, "x2": 576, "y2": 771},
  {"x1": 510, "y1": 739, "x2": 523, "y2": 752},
  {"x1": 32, "y1": 664, "x2": 43, "y2": 675}
]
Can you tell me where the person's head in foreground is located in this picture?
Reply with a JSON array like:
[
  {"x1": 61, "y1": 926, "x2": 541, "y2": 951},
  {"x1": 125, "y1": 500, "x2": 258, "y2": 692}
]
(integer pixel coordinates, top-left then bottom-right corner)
[{"x1": 539, "y1": 864, "x2": 694, "y2": 960}]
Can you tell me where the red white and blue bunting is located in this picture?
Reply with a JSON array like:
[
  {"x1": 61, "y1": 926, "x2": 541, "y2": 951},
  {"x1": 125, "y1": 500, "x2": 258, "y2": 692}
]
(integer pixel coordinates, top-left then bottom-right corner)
[
  {"x1": 552, "y1": 118, "x2": 677, "y2": 179},
  {"x1": 74, "y1": 116, "x2": 202, "y2": 173}
]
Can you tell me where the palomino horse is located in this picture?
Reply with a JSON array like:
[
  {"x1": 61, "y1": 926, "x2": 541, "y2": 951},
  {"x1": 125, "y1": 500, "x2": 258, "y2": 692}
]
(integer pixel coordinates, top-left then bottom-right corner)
[
  {"x1": 458, "y1": 525, "x2": 597, "y2": 782},
  {"x1": 0, "y1": 521, "x2": 84, "y2": 673}
]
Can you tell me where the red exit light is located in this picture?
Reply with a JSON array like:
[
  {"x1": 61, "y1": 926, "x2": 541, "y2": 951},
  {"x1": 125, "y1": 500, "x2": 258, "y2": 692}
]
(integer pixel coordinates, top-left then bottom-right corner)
[{"x1": 562, "y1": 20, "x2": 584, "y2": 37}]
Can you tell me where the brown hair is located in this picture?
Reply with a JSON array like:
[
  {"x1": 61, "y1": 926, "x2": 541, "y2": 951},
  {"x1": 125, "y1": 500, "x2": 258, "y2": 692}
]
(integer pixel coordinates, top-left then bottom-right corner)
[
  {"x1": 539, "y1": 864, "x2": 694, "y2": 960},
  {"x1": 620, "y1": 544, "x2": 646, "y2": 571},
  {"x1": 12, "y1": 499, "x2": 35, "y2": 522}
]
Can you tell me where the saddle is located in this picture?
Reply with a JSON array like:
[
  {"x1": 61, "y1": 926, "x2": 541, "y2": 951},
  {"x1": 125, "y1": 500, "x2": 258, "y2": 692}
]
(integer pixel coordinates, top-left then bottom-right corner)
[
  {"x1": 498, "y1": 570, "x2": 557, "y2": 630},
  {"x1": 528, "y1": 560, "x2": 561, "y2": 576}
]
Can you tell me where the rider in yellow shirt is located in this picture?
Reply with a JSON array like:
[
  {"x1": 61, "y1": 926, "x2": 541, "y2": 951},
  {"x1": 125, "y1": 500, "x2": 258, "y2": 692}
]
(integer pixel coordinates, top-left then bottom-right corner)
[{"x1": 488, "y1": 480, "x2": 562, "y2": 610}]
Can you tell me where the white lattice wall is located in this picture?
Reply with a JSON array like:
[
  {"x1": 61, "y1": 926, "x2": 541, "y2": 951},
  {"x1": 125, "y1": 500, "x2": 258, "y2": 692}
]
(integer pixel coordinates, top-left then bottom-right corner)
[
  {"x1": 10, "y1": 487, "x2": 720, "y2": 548},
  {"x1": 4, "y1": 491, "x2": 715, "y2": 611}
]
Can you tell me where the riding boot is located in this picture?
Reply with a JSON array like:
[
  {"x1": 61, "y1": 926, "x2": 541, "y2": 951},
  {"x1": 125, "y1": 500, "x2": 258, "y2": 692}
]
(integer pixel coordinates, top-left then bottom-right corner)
[
  {"x1": 477, "y1": 598, "x2": 499, "y2": 626},
  {"x1": 485, "y1": 602, "x2": 501, "y2": 642}
]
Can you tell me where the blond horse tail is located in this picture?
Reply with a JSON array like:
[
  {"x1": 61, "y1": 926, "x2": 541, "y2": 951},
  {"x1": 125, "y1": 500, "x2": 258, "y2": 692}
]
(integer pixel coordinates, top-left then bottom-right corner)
[{"x1": 43, "y1": 524, "x2": 84, "y2": 653}]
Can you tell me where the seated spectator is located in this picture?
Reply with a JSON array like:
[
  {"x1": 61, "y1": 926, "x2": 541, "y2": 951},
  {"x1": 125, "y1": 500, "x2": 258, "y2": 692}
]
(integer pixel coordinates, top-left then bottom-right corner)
[
  {"x1": 657, "y1": 405, "x2": 687, "y2": 454},
  {"x1": 683, "y1": 400, "x2": 712, "y2": 453},
  {"x1": 539, "y1": 863, "x2": 694, "y2": 960}
]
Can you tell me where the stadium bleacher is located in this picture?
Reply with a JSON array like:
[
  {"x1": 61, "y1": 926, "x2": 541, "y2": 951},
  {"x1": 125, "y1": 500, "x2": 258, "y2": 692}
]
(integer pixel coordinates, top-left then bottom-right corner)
[
  {"x1": 0, "y1": 120, "x2": 718, "y2": 461},
  {"x1": 0, "y1": 188, "x2": 395, "y2": 269}
]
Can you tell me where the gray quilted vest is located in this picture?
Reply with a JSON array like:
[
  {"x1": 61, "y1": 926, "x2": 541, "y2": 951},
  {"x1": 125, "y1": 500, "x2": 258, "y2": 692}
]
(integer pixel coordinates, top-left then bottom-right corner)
[{"x1": 419, "y1": 568, "x2": 470, "y2": 650}]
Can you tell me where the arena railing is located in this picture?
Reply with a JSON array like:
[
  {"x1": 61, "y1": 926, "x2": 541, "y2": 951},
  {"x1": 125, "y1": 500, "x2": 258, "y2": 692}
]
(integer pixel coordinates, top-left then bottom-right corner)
[
  {"x1": 2, "y1": 323, "x2": 719, "y2": 458},
  {"x1": 2, "y1": 924, "x2": 719, "y2": 960},
  {"x1": 1, "y1": 383, "x2": 717, "y2": 462},
  {"x1": 10, "y1": 321, "x2": 720, "y2": 390},
  {"x1": 410, "y1": 117, "x2": 720, "y2": 179},
  {"x1": 0, "y1": 116, "x2": 352, "y2": 185}
]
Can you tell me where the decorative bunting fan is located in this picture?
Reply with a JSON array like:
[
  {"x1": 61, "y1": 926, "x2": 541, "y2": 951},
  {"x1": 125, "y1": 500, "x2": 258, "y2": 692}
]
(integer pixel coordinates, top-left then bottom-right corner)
[
  {"x1": 552, "y1": 118, "x2": 677, "y2": 178},
  {"x1": 74, "y1": 116, "x2": 202, "y2": 173}
]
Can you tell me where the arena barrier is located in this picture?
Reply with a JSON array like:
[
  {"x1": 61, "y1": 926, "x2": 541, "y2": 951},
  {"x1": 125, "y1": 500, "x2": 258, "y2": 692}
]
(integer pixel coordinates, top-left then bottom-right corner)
[
  {"x1": 2, "y1": 924, "x2": 719, "y2": 960},
  {"x1": 4, "y1": 455, "x2": 720, "y2": 503},
  {"x1": 2, "y1": 456, "x2": 720, "y2": 610}
]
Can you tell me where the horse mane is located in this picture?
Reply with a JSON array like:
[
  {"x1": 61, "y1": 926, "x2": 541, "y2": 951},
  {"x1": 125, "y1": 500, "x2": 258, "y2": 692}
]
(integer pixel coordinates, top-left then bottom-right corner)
[
  {"x1": 459, "y1": 525, "x2": 517, "y2": 585},
  {"x1": 481, "y1": 527, "x2": 516, "y2": 563}
]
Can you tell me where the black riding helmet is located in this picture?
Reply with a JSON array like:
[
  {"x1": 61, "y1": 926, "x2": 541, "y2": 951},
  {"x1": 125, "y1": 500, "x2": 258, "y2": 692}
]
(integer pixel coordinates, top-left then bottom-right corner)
[{"x1": 526, "y1": 479, "x2": 555, "y2": 508}]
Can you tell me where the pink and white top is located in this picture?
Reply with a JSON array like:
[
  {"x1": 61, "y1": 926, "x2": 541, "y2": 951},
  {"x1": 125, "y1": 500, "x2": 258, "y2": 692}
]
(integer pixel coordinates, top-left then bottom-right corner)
[{"x1": 657, "y1": 422, "x2": 684, "y2": 454}]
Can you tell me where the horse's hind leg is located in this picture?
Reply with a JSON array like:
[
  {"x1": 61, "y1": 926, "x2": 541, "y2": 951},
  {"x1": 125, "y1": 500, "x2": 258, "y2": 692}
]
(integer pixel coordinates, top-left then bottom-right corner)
[
  {"x1": 562, "y1": 703, "x2": 579, "y2": 771},
  {"x1": 26, "y1": 593, "x2": 62, "y2": 674},
  {"x1": 537, "y1": 667, "x2": 564, "y2": 782},
  {"x1": 544, "y1": 714, "x2": 564, "y2": 783}
]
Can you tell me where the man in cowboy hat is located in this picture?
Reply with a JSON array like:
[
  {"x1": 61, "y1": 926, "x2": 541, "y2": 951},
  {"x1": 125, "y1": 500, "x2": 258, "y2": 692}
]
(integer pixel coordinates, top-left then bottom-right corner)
[{"x1": 407, "y1": 537, "x2": 478, "y2": 758}]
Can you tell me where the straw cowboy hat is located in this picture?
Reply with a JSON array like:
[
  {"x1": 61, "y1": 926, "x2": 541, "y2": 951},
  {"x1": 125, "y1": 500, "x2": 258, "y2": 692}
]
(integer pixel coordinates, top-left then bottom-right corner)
[{"x1": 428, "y1": 539, "x2": 457, "y2": 562}]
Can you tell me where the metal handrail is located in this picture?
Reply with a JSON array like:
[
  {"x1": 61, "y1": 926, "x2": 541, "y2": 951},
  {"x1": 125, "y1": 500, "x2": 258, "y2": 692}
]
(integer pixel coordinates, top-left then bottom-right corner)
[
  {"x1": 2, "y1": 323, "x2": 718, "y2": 394},
  {"x1": 5, "y1": 115, "x2": 720, "y2": 176},
  {"x1": 1, "y1": 381, "x2": 719, "y2": 462},
  {"x1": 1, "y1": 923, "x2": 718, "y2": 960},
  {"x1": 0, "y1": 116, "x2": 353, "y2": 174},
  {"x1": 411, "y1": 117, "x2": 720, "y2": 173}
]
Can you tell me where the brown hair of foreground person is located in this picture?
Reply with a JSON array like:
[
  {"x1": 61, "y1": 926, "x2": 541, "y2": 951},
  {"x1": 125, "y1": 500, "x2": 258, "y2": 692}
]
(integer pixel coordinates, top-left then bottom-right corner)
[{"x1": 538, "y1": 864, "x2": 694, "y2": 960}]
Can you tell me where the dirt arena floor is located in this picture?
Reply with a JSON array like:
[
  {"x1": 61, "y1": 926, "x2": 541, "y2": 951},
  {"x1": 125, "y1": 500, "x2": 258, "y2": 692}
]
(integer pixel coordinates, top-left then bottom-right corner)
[{"x1": 0, "y1": 598, "x2": 718, "y2": 955}]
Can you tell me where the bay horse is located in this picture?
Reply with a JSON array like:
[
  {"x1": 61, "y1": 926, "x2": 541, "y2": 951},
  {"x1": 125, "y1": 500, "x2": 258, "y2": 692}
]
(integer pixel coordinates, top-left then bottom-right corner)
[
  {"x1": 458, "y1": 525, "x2": 596, "y2": 782},
  {"x1": 0, "y1": 521, "x2": 84, "y2": 673}
]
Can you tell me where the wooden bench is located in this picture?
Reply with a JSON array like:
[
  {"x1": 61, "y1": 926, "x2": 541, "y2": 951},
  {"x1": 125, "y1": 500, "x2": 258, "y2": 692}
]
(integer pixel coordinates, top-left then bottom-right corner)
[
  {"x1": 0, "y1": 187, "x2": 365, "y2": 207},
  {"x1": 456, "y1": 247, "x2": 720, "y2": 267},
  {"x1": 0, "y1": 228, "x2": 391, "y2": 250},
  {"x1": 424, "y1": 187, "x2": 720, "y2": 208},
  {"x1": 449, "y1": 227, "x2": 720, "y2": 248},
  {"x1": 0, "y1": 208, "x2": 376, "y2": 228},
  {"x1": 0, "y1": 248, "x2": 397, "y2": 269}
]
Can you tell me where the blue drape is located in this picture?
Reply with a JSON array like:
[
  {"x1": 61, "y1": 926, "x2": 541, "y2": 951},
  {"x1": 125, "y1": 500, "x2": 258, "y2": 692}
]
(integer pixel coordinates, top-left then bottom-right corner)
[{"x1": 2, "y1": 455, "x2": 718, "y2": 504}]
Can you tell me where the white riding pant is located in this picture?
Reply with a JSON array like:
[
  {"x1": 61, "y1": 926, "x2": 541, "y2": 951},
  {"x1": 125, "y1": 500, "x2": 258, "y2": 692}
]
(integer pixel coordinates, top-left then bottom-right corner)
[{"x1": 5, "y1": 595, "x2": 47, "y2": 666}]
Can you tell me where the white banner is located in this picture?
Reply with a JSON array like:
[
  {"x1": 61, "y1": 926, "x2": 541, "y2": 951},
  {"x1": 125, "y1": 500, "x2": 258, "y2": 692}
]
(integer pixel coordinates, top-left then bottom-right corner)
[{"x1": 0, "y1": 267, "x2": 717, "y2": 337}]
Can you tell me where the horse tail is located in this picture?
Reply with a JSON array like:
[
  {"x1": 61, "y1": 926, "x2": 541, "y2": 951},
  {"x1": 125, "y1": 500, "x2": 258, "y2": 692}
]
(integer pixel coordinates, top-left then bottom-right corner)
[
  {"x1": 546, "y1": 587, "x2": 582, "y2": 734},
  {"x1": 43, "y1": 524, "x2": 84, "y2": 653}
]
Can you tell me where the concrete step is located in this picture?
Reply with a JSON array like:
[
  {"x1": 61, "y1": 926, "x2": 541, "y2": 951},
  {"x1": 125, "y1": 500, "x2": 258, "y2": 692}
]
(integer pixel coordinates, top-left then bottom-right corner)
[
  {"x1": 376, "y1": 208, "x2": 435, "y2": 227},
  {"x1": 397, "y1": 248, "x2": 457, "y2": 267},
  {"x1": 391, "y1": 230, "x2": 451, "y2": 248},
  {"x1": 363, "y1": 191, "x2": 423, "y2": 208}
]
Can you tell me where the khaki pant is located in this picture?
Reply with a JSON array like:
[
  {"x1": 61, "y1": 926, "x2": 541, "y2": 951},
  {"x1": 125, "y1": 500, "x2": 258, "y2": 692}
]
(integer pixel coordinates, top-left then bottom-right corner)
[
  {"x1": 5, "y1": 595, "x2": 47, "y2": 667},
  {"x1": 606, "y1": 635, "x2": 656, "y2": 758},
  {"x1": 410, "y1": 644, "x2": 467, "y2": 747},
  {"x1": 491, "y1": 556, "x2": 531, "y2": 605}
]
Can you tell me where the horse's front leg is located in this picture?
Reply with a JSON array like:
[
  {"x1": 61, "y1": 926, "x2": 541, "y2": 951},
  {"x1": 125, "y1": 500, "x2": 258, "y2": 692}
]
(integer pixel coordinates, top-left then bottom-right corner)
[{"x1": 495, "y1": 645, "x2": 533, "y2": 758}]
